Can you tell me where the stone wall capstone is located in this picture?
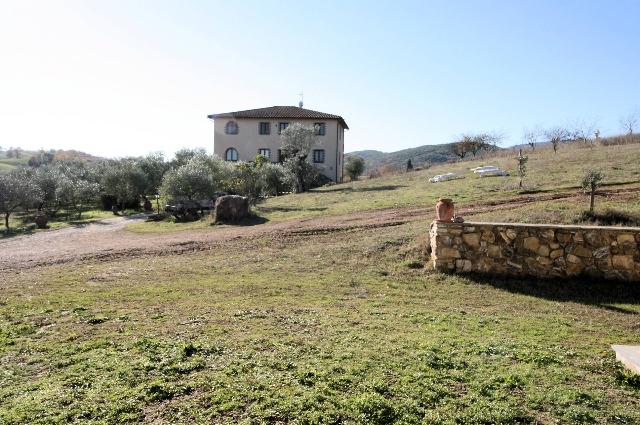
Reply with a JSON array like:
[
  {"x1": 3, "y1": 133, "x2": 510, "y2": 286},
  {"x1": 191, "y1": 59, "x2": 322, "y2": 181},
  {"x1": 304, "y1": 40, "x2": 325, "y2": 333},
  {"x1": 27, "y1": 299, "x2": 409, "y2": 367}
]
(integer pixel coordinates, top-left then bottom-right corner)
[{"x1": 429, "y1": 221, "x2": 640, "y2": 281}]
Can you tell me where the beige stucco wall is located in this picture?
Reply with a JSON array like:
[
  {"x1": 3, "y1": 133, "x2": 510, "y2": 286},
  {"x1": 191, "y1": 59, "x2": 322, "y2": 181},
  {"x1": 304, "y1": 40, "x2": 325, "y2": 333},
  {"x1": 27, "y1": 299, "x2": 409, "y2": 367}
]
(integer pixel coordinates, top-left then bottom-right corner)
[{"x1": 213, "y1": 118, "x2": 344, "y2": 182}]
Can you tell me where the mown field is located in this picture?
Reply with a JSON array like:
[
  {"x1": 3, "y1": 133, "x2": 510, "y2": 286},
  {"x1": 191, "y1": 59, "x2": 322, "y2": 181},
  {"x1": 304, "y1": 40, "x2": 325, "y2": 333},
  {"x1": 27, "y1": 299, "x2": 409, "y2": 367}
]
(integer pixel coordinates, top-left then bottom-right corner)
[{"x1": 2, "y1": 143, "x2": 640, "y2": 424}]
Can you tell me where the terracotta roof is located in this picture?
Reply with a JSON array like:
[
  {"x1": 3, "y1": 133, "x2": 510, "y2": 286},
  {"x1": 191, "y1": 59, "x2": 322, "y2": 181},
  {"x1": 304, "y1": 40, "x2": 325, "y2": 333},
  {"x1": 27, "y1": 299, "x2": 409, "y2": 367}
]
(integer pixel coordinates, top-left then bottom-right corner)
[{"x1": 207, "y1": 106, "x2": 348, "y2": 129}]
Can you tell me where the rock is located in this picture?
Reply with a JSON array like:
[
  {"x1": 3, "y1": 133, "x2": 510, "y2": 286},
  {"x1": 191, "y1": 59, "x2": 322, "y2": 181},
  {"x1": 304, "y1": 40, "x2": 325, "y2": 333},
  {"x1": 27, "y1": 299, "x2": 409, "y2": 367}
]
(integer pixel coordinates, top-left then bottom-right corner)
[
  {"x1": 540, "y1": 228, "x2": 555, "y2": 240},
  {"x1": 572, "y1": 245, "x2": 593, "y2": 258},
  {"x1": 213, "y1": 195, "x2": 250, "y2": 223},
  {"x1": 487, "y1": 245, "x2": 501, "y2": 258},
  {"x1": 593, "y1": 247, "x2": 610, "y2": 259},
  {"x1": 441, "y1": 236, "x2": 453, "y2": 246},
  {"x1": 537, "y1": 245, "x2": 550, "y2": 257},
  {"x1": 463, "y1": 226, "x2": 476, "y2": 232},
  {"x1": 507, "y1": 260, "x2": 523, "y2": 270},
  {"x1": 573, "y1": 232, "x2": 584, "y2": 243},
  {"x1": 557, "y1": 233, "x2": 572, "y2": 244},
  {"x1": 584, "y1": 231, "x2": 603, "y2": 246},
  {"x1": 481, "y1": 231, "x2": 496, "y2": 243},
  {"x1": 549, "y1": 249, "x2": 564, "y2": 259},
  {"x1": 537, "y1": 256, "x2": 552, "y2": 266},
  {"x1": 550, "y1": 242, "x2": 561, "y2": 249},
  {"x1": 566, "y1": 262, "x2": 583, "y2": 276},
  {"x1": 612, "y1": 255, "x2": 635, "y2": 270},
  {"x1": 506, "y1": 229, "x2": 517, "y2": 240},
  {"x1": 566, "y1": 254, "x2": 581, "y2": 264},
  {"x1": 438, "y1": 247, "x2": 461, "y2": 258},
  {"x1": 456, "y1": 259, "x2": 472, "y2": 272},
  {"x1": 617, "y1": 234, "x2": 636, "y2": 246},
  {"x1": 523, "y1": 237, "x2": 540, "y2": 252},
  {"x1": 462, "y1": 233, "x2": 480, "y2": 247}
]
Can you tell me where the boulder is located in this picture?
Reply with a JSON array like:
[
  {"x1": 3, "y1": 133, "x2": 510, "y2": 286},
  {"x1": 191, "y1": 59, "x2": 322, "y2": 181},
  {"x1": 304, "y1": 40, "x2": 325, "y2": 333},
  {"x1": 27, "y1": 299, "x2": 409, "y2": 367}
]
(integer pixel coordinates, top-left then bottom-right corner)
[{"x1": 213, "y1": 195, "x2": 250, "y2": 223}]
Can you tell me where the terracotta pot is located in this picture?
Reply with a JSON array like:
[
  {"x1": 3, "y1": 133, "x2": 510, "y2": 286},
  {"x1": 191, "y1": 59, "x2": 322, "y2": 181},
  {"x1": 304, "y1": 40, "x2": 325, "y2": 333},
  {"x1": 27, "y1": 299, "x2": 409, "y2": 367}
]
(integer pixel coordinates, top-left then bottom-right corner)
[
  {"x1": 35, "y1": 213, "x2": 48, "y2": 229},
  {"x1": 435, "y1": 198, "x2": 454, "y2": 222}
]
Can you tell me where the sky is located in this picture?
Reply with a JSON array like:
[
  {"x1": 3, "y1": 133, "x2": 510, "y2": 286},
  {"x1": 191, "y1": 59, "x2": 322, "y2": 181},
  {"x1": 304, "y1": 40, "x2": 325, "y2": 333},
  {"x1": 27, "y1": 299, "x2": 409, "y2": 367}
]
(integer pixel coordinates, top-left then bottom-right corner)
[{"x1": 0, "y1": 0, "x2": 639, "y2": 158}]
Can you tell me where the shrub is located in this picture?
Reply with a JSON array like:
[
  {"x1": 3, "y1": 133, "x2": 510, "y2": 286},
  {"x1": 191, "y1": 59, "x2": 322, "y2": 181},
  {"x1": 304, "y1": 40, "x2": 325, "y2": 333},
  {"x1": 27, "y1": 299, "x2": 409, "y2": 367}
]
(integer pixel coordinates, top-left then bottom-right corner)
[{"x1": 345, "y1": 156, "x2": 365, "y2": 181}]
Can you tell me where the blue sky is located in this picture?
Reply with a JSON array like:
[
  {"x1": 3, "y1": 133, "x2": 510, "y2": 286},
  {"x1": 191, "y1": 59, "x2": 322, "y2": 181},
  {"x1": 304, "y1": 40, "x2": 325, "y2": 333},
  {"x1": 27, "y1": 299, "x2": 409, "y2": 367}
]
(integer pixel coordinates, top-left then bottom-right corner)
[{"x1": 0, "y1": 0, "x2": 638, "y2": 158}]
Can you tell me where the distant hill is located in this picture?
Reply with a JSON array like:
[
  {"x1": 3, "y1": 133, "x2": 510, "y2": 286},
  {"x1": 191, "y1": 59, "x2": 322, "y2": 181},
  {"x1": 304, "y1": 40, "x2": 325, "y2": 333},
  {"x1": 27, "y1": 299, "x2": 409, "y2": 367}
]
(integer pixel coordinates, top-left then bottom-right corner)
[
  {"x1": 0, "y1": 148, "x2": 103, "y2": 173},
  {"x1": 347, "y1": 143, "x2": 458, "y2": 171}
]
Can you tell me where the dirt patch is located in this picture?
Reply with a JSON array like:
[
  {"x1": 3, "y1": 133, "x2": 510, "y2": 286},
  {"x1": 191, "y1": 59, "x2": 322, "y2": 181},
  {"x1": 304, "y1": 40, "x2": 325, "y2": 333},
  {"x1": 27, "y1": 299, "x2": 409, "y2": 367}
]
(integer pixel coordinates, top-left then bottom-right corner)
[{"x1": 1, "y1": 185, "x2": 639, "y2": 274}]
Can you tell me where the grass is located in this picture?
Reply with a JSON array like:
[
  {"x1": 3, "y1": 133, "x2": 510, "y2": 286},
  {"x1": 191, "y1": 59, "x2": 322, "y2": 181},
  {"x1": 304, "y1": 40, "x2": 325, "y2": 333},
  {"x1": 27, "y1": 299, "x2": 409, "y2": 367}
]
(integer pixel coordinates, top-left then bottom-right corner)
[
  {"x1": 3, "y1": 142, "x2": 640, "y2": 423},
  {"x1": 1, "y1": 221, "x2": 640, "y2": 423},
  {"x1": 2, "y1": 208, "x2": 134, "y2": 238},
  {"x1": 127, "y1": 143, "x2": 640, "y2": 233}
]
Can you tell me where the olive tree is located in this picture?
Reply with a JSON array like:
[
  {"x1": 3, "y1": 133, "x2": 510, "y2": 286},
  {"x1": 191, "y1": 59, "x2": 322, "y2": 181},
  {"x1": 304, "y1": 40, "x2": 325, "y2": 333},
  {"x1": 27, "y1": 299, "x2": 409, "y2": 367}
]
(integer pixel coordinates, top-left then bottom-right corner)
[
  {"x1": 280, "y1": 123, "x2": 318, "y2": 192},
  {"x1": 544, "y1": 127, "x2": 572, "y2": 154},
  {"x1": 56, "y1": 176, "x2": 101, "y2": 219},
  {"x1": 345, "y1": 156, "x2": 365, "y2": 181},
  {"x1": 101, "y1": 159, "x2": 149, "y2": 209},
  {"x1": 260, "y1": 162, "x2": 291, "y2": 196},
  {"x1": 0, "y1": 169, "x2": 43, "y2": 230},
  {"x1": 160, "y1": 153, "x2": 232, "y2": 200},
  {"x1": 515, "y1": 149, "x2": 528, "y2": 189},
  {"x1": 581, "y1": 170, "x2": 603, "y2": 214}
]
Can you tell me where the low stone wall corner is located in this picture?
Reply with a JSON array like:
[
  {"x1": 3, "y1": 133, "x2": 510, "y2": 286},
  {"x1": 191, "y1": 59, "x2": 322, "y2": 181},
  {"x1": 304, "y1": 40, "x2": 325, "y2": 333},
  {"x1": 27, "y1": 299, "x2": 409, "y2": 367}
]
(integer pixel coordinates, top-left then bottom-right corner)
[{"x1": 429, "y1": 220, "x2": 640, "y2": 282}]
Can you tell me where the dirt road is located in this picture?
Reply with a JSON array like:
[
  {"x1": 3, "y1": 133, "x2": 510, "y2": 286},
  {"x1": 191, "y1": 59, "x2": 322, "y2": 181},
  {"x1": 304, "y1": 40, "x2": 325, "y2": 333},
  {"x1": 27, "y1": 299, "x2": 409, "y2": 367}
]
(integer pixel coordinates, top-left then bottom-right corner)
[
  {"x1": 2, "y1": 185, "x2": 638, "y2": 273},
  {"x1": 0, "y1": 208, "x2": 426, "y2": 273}
]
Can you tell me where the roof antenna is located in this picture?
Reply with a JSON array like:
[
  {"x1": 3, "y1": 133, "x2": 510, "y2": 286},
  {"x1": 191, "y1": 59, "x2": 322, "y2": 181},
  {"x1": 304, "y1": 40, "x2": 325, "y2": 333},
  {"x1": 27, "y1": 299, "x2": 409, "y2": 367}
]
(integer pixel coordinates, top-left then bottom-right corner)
[{"x1": 298, "y1": 90, "x2": 304, "y2": 108}]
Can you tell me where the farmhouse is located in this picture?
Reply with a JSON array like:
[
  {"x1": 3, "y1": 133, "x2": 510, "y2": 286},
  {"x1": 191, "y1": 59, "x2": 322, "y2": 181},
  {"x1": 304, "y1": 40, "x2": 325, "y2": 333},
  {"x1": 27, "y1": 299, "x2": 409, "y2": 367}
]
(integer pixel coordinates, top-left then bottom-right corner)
[{"x1": 208, "y1": 106, "x2": 348, "y2": 182}]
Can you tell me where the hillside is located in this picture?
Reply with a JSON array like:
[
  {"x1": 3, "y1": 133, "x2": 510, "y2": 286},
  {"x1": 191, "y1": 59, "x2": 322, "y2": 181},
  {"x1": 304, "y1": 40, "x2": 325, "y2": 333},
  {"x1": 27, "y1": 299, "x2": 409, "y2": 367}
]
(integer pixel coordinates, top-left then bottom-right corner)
[
  {"x1": 0, "y1": 148, "x2": 103, "y2": 173},
  {"x1": 347, "y1": 142, "x2": 458, "y2": 170},
  {"x1": 257, "y1": 142, "x2": 640, "y2": 225}
]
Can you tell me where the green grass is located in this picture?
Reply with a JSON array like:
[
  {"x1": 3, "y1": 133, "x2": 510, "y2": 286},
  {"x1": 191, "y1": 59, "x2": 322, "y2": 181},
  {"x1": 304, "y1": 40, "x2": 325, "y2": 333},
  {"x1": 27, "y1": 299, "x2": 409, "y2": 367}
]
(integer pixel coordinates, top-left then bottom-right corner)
[
  {"x1": 1, "y1": 221, "x2": 639, "y2": 423},
  {"x1": 129, "y1": 143, "x2": 640, "y2": 233},
  {"x1": 2, "y1": 209, "x2": 128, "y2": 238},
  {"x1": 256, "y1": 143, "x2": 640, "y2": 222}
]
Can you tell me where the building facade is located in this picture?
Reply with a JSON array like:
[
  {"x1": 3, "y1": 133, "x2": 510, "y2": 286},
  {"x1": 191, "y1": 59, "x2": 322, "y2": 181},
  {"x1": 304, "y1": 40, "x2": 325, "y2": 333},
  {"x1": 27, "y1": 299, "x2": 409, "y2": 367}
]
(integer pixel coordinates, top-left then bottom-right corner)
[{"x1": 208, "y1": 106, "x2": 348, "y2": 182}]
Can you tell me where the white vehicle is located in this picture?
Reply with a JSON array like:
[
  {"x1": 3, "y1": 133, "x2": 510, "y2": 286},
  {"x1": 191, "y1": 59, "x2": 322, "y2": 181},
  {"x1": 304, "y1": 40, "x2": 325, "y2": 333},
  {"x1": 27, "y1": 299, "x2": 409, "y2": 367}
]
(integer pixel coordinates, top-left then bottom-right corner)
[
  {"x1": 429, "y1": 172, "x2": 457, "y2": 183},
  {"x1": 475, "y1": 167, "x2": 509, "y2": 177}
]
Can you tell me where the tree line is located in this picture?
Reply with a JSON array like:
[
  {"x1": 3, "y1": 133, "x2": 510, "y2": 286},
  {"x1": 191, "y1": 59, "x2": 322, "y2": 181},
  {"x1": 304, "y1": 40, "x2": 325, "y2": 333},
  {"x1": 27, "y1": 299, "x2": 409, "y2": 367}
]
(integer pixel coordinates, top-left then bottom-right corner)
[{"x1": 0, "y1": 123, "x2": 332, "y2": 229}]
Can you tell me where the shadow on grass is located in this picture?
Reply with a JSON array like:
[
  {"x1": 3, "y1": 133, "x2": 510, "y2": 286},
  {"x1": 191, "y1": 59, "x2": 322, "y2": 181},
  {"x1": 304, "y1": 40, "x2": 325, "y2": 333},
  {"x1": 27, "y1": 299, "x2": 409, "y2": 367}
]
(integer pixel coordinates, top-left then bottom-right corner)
[
  {"x1": 1, "y1": 227, "x2": 36, "y2": 239},
  {"x1": 213, "y1": 215, "x2": 269, "y2": 227},
  {"x1": 256, "y1": 206, "x2": 328, "y2": 213},
  {"x1": 316, "y1": 184, "x2": 408, "y2": 193},
  {"x1": 466, "y1": 274, "x2": 640, "y2": 314}
]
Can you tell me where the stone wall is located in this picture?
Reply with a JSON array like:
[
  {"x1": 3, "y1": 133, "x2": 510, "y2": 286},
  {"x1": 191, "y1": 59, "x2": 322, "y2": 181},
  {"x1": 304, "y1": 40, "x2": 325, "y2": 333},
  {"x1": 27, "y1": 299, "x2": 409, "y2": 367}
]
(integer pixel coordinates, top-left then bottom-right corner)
[{"x1": 429, "y1": 221, "x2": 640, "y2": 281}]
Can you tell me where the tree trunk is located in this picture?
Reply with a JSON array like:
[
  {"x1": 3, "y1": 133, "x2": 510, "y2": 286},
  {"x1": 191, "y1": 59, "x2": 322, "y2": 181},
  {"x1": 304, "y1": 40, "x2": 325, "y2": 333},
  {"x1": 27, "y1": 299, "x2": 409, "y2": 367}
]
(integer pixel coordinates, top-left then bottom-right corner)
[
  {"x1": 519, "y1": 179, "x2": 523, "y2": 188},
  {"x1": 4, "y1": 212, "x2": 9, "y2": 229},
  {"x1": 590, "y1": 191, "x2": 595, "y2": 213}
]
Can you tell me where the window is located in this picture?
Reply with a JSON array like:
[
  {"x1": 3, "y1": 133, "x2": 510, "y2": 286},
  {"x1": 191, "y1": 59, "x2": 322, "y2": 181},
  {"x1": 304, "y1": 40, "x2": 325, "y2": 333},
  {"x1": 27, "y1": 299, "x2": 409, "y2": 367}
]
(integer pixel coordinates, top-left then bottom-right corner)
[
  {"x1": 258, "y1": 148, "x2": 271, "y2": 159},
  {"x1": 259, "y1": 122, "x2": 270, "y2": 135},
  {"x1": 314, "y1": 122, "x2": 326, "y2": 136},
  {"x1": 225, "y1": 121, "x2": 238, "y2": 135},
  {"x1": 225, "y1": 147, "x2": 238, "y2": 161},
  {"x1": 278, "y1": 122, "x2": 289, "y2": 134},
  {"x1": 313, "y1": 149, "x2": 325, "y2": 163}
]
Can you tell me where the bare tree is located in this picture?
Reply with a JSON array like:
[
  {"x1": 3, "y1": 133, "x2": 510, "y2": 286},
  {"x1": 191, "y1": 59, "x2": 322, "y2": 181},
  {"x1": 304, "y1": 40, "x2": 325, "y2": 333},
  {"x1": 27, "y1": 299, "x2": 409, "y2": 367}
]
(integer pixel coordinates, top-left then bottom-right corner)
[
  {"x1": 451, "y1": 132, "x2": 502, "y2": 159},
  {"x1": 522, "y1": 129, "x2": 538, "y2": 151},
  {"x1": 544, "y1": 127, "x2": 572, "y2": 154},
  {"x1": 571, "y1": 119, "x2": 598, "y2": 147},
  {"x1": 620, "y1": 110, "x2": 639, "y2": 136}
]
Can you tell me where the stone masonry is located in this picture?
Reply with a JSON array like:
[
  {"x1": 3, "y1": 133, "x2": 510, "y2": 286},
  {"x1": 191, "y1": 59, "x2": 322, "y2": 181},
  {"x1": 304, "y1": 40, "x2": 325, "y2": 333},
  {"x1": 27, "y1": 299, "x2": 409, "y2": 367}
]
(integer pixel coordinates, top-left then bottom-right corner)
[{"x1": 429, "y1": 221, "x2": 640, "y2": 282}]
